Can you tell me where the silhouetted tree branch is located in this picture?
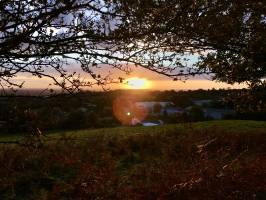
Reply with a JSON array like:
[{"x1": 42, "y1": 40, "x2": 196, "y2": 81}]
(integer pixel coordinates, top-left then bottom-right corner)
[{"x1": 0, "y1": 0, "x2": 265, "y2": 92}]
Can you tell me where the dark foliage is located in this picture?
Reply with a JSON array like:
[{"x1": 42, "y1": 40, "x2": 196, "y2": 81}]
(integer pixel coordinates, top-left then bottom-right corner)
[
  {"x1": 0, "y1": 127, "x2": 265, "y2": 199},
  {"x1": 0, "y1": 0, "x2": 265, "y2": 91}
]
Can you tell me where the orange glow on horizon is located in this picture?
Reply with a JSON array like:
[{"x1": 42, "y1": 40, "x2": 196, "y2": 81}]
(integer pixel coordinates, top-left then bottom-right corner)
[{"x1": 123, "y1": 77, "x2": 151, "y2": 89}]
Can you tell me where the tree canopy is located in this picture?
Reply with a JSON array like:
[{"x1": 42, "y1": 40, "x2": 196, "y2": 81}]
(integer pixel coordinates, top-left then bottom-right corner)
[{"x1": 1, "y1": 0, "x2": 265, "y2": 92}]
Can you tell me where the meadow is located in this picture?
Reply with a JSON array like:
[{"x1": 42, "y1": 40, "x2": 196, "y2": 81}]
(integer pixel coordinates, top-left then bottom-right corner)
[{"x1": 0, "y1": 120, "x2": 265, "y2": 199}]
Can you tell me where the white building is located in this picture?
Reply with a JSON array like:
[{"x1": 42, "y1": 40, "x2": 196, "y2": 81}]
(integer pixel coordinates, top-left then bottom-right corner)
[
  {"x1": 135, "y1": 101, "x2": 173, "y2": 114},
  {"x1": 134, "y1": 101, "x2": 184, "y2": 116}
]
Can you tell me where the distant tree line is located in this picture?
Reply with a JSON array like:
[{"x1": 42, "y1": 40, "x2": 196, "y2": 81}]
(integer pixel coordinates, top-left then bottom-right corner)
[{"x1": 1, "y1": 89, "x2": 264, "y2": 134}]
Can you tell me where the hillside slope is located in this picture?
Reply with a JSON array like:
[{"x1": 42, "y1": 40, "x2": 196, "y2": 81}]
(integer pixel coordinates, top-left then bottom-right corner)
[
  {"x1": 49, "y1": 120, "x2": 266, "y2": 138},
  {"x1": 0, "y1": 120, "x2": 265, "y2": 199}
]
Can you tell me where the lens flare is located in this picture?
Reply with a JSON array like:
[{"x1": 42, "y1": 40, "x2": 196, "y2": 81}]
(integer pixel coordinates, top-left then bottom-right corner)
[{"x1": 112, "y1": 96, "x2": 148, "y2": 125}]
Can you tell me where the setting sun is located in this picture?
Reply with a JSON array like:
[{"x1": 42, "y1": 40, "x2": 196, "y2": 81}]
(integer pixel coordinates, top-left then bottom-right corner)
[{"x1": 124, "y1": 77, "x2": 151, "y2": 89}]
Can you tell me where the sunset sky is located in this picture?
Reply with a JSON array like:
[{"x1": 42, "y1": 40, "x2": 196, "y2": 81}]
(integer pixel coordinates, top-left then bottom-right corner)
[{"x1": 16, "y1": 63, "x2": 247, "y2": 91}]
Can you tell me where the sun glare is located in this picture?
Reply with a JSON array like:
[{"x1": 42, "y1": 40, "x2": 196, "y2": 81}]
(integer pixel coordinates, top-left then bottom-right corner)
[{"x1": 124, "y1": 77, "x2": 151, "y2": 89}]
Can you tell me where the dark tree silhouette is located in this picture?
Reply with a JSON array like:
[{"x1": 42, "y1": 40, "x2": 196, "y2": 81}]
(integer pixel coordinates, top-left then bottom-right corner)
[
  {"x1": 0, "y1": 0, "x2": 265, "y2": 92},
  {"x1": 119, "y1": 0, "x2": 266, "y2": 84}
]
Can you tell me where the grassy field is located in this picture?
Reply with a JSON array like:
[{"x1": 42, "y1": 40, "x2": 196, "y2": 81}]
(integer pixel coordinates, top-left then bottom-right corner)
[
  {"x1": 1, "y1": 120, "x2": 265, "y2": 141},
  {"x1": 0, "y1": 120, "x2": 265, "y2": 199},
  {"x1": 49, "y1": 120, "x2": 266, "y2": 137}
]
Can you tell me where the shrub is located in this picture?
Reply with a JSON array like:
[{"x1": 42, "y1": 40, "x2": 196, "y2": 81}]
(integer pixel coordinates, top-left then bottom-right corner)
[{"x1": 0, "y1": 127, "x2": 265, "y2": 199}]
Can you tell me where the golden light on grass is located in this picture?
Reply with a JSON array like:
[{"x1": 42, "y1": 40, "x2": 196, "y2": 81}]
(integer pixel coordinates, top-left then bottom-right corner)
[{"x1": 124, "y1": 77, "x2": 151, "y2": 89}]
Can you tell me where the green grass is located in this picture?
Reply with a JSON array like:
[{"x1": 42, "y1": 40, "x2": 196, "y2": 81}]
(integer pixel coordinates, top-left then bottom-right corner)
[
  {"x1": 0, "y1": 120, "x2": 265, "y2": 199},
  {"x1": 1, "y1": 120, "x2": 266, "y2": 143},
  {"x1": 47, "y1": 120, "x2": 266, "y2": 138}
]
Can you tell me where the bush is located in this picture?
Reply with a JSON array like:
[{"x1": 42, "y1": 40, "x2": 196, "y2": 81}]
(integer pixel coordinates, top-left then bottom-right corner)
[
  {"x1": 0, "y1": 127, "x2": 265, "y2": 199},
  {"x1": 62, "y1": 110, "x2": 93, "y2": 129},
  {"x1": 187, "y1": 106, "x2": 205, "y2": 122}
]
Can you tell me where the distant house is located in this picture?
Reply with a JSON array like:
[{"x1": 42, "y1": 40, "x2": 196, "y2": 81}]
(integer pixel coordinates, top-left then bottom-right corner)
[
  {"x1": 203, "y1": 108, "x2": 235, "y2": 120},
  {"x1": 164, "y1": 107, "x2": 185, "y2": 116},
  {"x1": 135, "y1": 101, "x2": 173, "y2": 110},
  {"x1": 186, "y1": 99, "x2": 236, "y2": 120},
  {"x1": 135, "y1": 101, "x2": 182, "y2": 116},
  {"x1": 192, "y1": 99, "x2": 212, "y2": 107}
]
